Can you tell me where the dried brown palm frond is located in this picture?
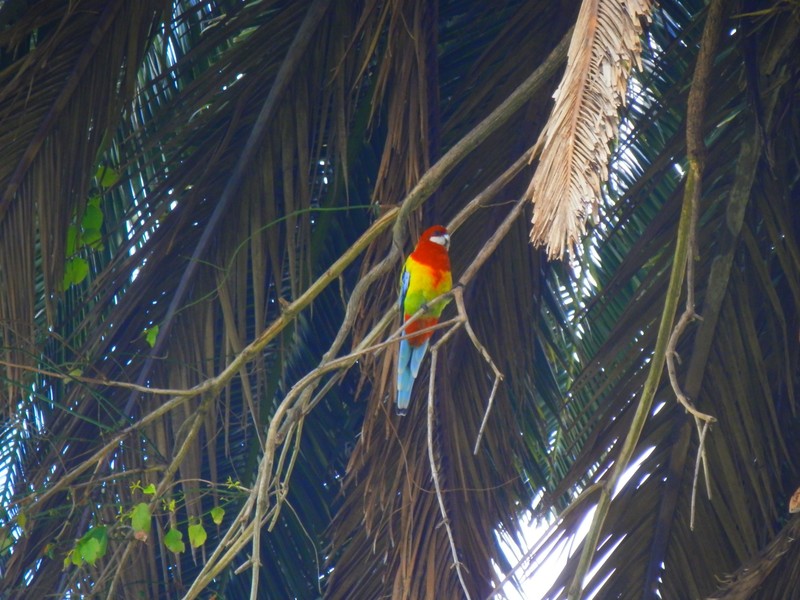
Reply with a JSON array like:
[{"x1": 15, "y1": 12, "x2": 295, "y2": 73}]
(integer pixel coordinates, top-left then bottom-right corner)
[{"x1": 526, "y1": 0, "x2": 652, "y2": 259}]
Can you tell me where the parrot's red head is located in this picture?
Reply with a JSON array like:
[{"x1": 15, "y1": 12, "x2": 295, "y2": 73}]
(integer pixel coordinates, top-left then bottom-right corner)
[{"x1": 419, "y1": 225, "x2": 450, "y2": 251}]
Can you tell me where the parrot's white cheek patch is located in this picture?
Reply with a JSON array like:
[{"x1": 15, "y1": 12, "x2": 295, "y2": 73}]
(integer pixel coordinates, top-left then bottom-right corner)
[{"x1": 430, "y1": 234, "x2": 450, "y2": 249}]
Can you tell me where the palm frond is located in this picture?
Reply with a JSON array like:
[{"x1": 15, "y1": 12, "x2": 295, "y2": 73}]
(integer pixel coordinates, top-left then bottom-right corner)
[{"x1": 526, "y1": 0, "x2": 652, "y2": 259}]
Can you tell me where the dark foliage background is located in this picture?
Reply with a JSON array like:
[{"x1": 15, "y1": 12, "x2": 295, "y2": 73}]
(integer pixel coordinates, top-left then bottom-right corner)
[{"x1": 0, "y1": 1, "x2": 799, "y2": 599}]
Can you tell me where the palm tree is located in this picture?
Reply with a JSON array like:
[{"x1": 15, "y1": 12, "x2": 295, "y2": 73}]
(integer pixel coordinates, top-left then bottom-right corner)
[{"x1": 1, "y1": 0, "x2": 799, "y2": 599}]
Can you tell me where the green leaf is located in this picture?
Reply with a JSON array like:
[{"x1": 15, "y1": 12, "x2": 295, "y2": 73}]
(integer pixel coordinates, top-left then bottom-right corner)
[
  {"x1": 144, "y1": 325, "x2": 159, "y2": 348},
  {"x1": 63, "y1": 257, "x2": 89, "y2": 289},
  {"x1": 79, "y1": 537, "x2": 101, "y2": 566},
  {"x1": 65, "y1": 548, "x2": 81, "y2": 568},
  {"x1": 82, "y1": 202, "x2": 103, "y2": 230},
  {"x1": 95, "y1": 166, "x2": 120, "y2": 189},
  {"x1": 130, "y1": 503, "x2": 151, "y2": 535},
  {"x1": 82, "y1": 228, "x2": 103, "y2": 250},
  {"x1": 187, "y1": 522, "x2": 207, "y2": 548},
  {"x1": 77, "y1": 526, "x2": 107, "y2": 566},
  {"x1": 72, "y1": 257, "x2": 90, "y2": 284},
  {"x1": 164, "y1": 528, "x2": 185, "y2": 554},
  {"x1": 89, "y1": 526, "x2": 108, "y2": 556},
  {"x1": 210, "y1": 506, "x2": 224, "y2": 525},
  {"x1": 142, "y1": 483, "x2": 157, "y2": 496},
  {"x1": 65, "y1": 368, "x2": 83, "y2": 383}
]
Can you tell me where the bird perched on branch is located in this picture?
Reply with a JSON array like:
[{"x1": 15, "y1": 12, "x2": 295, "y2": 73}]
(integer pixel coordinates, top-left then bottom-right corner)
[{"x1": 396, "y1": 225, "x2": 452, "y2": 415}]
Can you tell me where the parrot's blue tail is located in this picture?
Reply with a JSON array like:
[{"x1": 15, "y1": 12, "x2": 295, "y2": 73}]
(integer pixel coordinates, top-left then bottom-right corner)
[{"x1": 396, "y1": 339, "x2": 430, "y2": 415}]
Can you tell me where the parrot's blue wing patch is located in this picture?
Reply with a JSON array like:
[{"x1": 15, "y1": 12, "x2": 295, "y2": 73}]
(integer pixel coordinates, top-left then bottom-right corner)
[{"x1": 399, "y1": 269, "x2": 410, "y2": 312}]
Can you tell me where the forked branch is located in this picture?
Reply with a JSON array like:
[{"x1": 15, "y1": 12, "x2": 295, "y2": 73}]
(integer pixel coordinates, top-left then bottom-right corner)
[{"x1": 425, "y1": 286, "x2": 505, "y2": 600}]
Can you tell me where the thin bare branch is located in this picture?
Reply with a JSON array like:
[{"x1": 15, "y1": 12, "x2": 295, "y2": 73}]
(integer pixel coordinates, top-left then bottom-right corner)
[
  {"x1": 665, "y1": 0, "x2": 726, "y2": 532},
  {"x1": 474, "y1": 376, "x2": 501, "y2": 456},
  {"x1": 0, "y1": 359, "x2": 198, "y2": 396},
  {"x1": 452, "y1": 288, "x2": 505, "y2": 455},
  {"x1": 428, "y1": 320, "x2": 472, "y2": 599},
  {"x1": 665, "y1": 191, "x2": 715, "y2": 424},
  {"x1": 690, "y1": 420, "x2": 711, "y2": 531}
]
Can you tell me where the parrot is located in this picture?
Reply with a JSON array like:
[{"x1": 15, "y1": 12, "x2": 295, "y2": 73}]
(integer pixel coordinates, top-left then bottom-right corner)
[{"x1": 396, "y1": 225, "x2": 452, "y2": 415}]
